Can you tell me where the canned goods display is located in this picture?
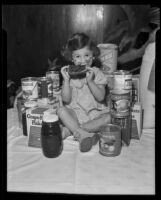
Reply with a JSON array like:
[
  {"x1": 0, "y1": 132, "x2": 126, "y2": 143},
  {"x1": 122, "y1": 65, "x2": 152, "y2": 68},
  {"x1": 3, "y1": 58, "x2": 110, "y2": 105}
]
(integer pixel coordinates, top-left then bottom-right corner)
[
  {"x1": 21, "y1": 77, "x2": 38, "y2": 100},
  {"x1": 110, "y1": 89, "x2": 131, "y2": 117},
  {"x1": 99, "y1": 124, "x2": 121, "y2": 157},
  {"x1": 46, "y1": 70, "x2": 60, "y2": 92},
  {"x1": 113, "y1": 70, "x2": 132, "y2": 90},
  {"x1": 38, "y1": 77, "x2": 53, "y2": 98},
  {"x1": 111, "y1": 114, "x2": 132, "y2": 146}
]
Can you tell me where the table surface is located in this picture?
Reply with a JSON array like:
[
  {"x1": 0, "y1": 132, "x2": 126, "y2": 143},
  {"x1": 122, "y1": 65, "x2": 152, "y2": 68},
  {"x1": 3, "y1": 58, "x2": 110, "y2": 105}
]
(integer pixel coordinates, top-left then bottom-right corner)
[{"x1": 7, "y1": 108, "x2": 155, "y2": 194}]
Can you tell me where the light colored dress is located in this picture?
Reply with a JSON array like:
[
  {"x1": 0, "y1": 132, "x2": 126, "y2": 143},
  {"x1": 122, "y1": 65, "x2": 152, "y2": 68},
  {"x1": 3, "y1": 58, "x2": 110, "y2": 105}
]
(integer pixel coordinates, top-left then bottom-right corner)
[{"x1": 66, "y1": 67, "x2": 108, "y2": 124}]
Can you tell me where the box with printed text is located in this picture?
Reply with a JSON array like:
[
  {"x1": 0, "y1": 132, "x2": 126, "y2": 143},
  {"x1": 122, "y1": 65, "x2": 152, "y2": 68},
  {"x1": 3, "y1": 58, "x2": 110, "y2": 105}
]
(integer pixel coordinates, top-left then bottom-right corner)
[{"x1": 131, "y1": 102, "x2": 143, "y2": 140}]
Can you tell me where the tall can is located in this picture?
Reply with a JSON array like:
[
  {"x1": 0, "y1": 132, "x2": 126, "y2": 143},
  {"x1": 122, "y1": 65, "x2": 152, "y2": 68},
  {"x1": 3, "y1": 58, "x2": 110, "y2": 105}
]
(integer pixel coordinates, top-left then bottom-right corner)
[
  {"x1": 113, "y1": 70, "x2": 132, "y2": 90},
  {"x1": 21, "y1": 77, "x2": 38, "y2": 100},
  {"x1": 111, "y1": 111, "x2": 132, "y2": 146},
  {"x1": 38, "y1": 77, "x2": 53, "y2": 98},
  {"x1": 46, "y1": 70, "x2": 60, "y2": 93},
  {"x1": 41, "y1": 113, "x2": 62, "y2": 158},
  {"x1": 97, "y1": 43, "x2": 118, "y2": 74},
  {"x1": 110, "y1": 89, "x2": 131, "y2": 117},
  {"x1": 17, "y1": 97, "x2": 26, "y2": 128}
]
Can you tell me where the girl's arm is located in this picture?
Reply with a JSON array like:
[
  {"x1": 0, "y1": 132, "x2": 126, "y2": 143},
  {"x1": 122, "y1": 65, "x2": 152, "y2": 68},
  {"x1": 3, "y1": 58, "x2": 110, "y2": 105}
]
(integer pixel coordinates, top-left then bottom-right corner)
[
  {"x1": 87, "y1": 81, "x2": 105, "y2": 102},
  {"x1": 61, "y1": 66, "x2": 72, "y2": 104},
  {"x1": 86, "y1": 68, "x2": 105, "y2": 102}
]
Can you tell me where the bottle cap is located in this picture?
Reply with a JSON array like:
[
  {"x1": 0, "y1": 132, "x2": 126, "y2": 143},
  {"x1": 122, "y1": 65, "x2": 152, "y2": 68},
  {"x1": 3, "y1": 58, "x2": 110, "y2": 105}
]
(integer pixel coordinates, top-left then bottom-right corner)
[
  {"x1": 24, "y1": 101, "x2": 37, "y2": 108},
  {"x1": 43, "y1": 113, "x2": 58, "y2": 122}
]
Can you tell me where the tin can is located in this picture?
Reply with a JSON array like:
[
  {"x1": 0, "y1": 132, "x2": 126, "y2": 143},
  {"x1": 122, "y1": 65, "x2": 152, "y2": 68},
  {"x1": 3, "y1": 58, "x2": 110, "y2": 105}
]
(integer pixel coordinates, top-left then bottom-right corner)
[
  {"x1": 97, "y1": 43, "x2": 118, "y2": 73},
  {"x1": 99, "y1": 124, "x2": 121, "y2": 157},
  {"x1": 21, "y1": 77, "x2": 38, "y2": 100},
  {"x1": 38, "y1": 77, "x2": 53, "y2": 98},
  {"x1": 113, "y1": 70, "x2": 132, "y2": 90},
  {"x1": 111, "y1": 113, "x2": 132, "y2": 146},
  {"x1": 110, "y1": 89, "x2": 131, "y2": 117},
  {"x1": 46, "y1": 70, "x2": 60, "y2": 92},
  {"x1": 17, "y1": 97, "x2": 26, "y2": 128}
]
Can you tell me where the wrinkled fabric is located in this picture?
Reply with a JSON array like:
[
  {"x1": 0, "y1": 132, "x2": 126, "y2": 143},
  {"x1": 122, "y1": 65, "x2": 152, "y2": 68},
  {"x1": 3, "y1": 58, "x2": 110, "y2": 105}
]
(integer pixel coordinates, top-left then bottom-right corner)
[{"x1": 7, "y1": 109, "x2": 155, "y2": 194}]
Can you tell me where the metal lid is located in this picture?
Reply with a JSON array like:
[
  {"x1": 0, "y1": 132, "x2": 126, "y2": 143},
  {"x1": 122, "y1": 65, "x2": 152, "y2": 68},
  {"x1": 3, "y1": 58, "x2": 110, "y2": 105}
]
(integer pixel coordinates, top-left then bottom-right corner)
[
  {"x1": 43, "y1": 113, "x2": 58, "y2": 122},
  {"x1": 97, "y1": 43, "x2": 118, "y2": 50},
  {"x1": 110, "y1": 89, "x2": 130, "y2": 95},
  {"x1": 24, "y1": 101, "x2": 37, "y2": 108},
  {"x1": 21, "y1": 77, "x2": 37, "y2": 81}
]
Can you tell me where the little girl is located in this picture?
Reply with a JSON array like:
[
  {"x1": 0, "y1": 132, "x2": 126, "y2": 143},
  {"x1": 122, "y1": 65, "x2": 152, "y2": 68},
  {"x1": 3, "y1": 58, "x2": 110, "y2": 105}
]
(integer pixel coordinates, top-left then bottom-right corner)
[{"x1": 57, "y1": 33, "x2": 111, "y2": 152}]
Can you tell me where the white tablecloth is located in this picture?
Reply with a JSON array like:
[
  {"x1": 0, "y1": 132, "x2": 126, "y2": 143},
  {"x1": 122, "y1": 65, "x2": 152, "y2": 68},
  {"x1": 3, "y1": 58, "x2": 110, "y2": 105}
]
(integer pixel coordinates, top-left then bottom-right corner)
[{"x1": 7, "y1": 108, "x2": 155, "y2": 194}]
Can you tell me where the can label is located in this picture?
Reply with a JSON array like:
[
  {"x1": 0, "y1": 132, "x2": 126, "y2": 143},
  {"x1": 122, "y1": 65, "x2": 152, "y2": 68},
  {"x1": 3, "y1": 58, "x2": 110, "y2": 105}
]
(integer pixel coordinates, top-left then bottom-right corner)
[
  {"x1": 110, "y1": 89, "x2": 131, "y2": 116},
  {"x1": 113, "y1": 70, "x2": 132, "y2": 90},
  {"x1": 46, "y1": 71, "x2": 60, "y2": 91},
  {"x1": 98, "y1": 44, "x2": 118, "y2": 73},
  {"x1": 21, "y1": 77, "x2": 38, "y2": 100}
]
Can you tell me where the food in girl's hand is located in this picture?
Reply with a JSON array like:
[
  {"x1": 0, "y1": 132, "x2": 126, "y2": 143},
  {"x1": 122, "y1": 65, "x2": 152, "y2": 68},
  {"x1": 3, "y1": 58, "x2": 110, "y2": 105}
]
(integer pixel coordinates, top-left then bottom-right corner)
[{"x1": 68, "y1": 64, "x2": 87, "y2": 75}]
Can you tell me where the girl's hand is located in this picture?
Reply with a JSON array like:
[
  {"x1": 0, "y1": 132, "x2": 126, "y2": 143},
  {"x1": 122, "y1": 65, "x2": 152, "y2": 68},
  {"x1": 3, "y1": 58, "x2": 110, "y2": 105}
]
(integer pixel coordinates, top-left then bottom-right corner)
[
  {"x1": 86, "y1": 67, "x2": 95, "y2": 83},
  {"x1": 61, "y1": 66, "x2": 70, "y2": 81}
]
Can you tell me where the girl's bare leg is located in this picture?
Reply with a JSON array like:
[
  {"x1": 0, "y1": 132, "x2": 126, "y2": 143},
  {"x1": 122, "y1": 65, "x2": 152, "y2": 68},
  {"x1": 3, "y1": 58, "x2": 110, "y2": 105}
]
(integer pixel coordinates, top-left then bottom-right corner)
[
  {"x1": 57, "y1": 106, "x2": 80, "y2": 134},
  {"x1": 81, "y1": 113, "x2": 111, "y2": 133}
]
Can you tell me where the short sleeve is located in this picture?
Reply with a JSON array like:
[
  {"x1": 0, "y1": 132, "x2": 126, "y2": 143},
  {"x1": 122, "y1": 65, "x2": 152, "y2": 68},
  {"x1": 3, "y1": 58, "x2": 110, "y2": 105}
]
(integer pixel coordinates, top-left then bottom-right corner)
[{"x1": 93, "y1": 67, "x2": 107, "y2": 85}]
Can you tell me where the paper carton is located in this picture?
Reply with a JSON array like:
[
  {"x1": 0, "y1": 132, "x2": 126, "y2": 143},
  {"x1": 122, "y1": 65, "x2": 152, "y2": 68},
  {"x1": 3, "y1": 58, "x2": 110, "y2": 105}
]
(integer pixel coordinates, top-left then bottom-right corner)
[
  {"x1": 131, "y1": 102, "x2": 143, "y2": 139},
  {"x1": 26, "y1": 106, "x2": 53, "y2": 148}
]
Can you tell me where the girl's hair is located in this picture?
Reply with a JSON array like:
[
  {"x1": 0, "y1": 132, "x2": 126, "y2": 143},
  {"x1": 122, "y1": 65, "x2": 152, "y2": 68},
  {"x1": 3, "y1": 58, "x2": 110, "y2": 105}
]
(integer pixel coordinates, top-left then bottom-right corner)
[{"x1": 61, "y1": 33, "x2": 101, "y2": 67}]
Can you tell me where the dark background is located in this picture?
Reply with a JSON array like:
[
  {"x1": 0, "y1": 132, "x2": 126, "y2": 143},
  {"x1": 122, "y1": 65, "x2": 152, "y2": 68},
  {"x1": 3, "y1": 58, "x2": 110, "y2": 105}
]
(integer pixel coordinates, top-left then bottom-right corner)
[{"x1": 2, "y1": 5, "x2": 127, "y2": 88}]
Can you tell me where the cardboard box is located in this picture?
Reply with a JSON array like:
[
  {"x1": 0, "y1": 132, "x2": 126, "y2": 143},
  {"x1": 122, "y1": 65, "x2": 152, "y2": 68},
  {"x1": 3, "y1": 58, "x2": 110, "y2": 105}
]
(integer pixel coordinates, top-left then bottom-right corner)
[
  {"x1": 131, "y1": 102, "x2": 143, "y2": 139},
  {"x1": 26, "y1": 107, "x2": 54, "y2": 148},
  {"x1": 132, "y1": 75, "x2": 140, "y2": 103}
]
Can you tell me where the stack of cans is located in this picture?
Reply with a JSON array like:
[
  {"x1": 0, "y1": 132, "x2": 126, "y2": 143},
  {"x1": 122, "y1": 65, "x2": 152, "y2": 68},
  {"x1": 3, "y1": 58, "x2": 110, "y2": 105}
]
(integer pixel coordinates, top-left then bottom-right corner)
[{"x1": 109, "y1": 70, "x2": 132, "y2": 146}]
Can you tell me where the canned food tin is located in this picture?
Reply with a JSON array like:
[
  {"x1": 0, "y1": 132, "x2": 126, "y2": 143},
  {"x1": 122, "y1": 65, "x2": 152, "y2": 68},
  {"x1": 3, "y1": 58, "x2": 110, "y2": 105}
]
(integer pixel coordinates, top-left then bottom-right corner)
[
  {"x1": 38, "y1": 77, "x2": 53, "y2": 98},
  {"x1": 98, "y1": 43, "x2": 118, "y2": 73},
  {"x1": 110, "y1": 89, "x2": 131, "y2": 117},
  {"x1": 99, "y1": 124, "x2": 121, "y2": 157},
  {"x1": 46, "y1": 70, "x2": 60, "y2": 92},
  {"x1": 111, "y1": 114, "x2": 132, "y2": 146},
  {"x1": 113, "y1": 70, "x2": 132, "y2": 90},
  {"x1": 21, "y1": 77, "x2": 38, "y2": 100}
]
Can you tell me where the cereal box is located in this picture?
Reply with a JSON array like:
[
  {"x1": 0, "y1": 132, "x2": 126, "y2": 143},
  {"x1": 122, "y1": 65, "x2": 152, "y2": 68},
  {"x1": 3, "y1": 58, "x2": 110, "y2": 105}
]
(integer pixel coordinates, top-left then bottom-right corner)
[{"x1": 131, "y1": 102, "x2": 143, "y2": 139}]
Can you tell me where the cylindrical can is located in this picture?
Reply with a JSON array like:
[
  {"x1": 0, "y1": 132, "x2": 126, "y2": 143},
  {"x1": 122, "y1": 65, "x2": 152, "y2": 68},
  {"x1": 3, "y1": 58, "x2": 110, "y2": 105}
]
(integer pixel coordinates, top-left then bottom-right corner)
[
  {"x1": 110, "y1": 89, "x2": 131, "y2": 117},
  {"x1": 97, "y1": 43, "x2": 118, "y2": 73},
  {"x1": 113, "y1": 70, "x2": 132, "y2": 90},
  {"x1": 111, "y1": 113, "x2": 132, "y2": 146},
  {"x1": 41, "y1": 113, "x2": 62, "y2": 158},
  {"x1": 21, "y1": 77, "x2": 38, "y2": 100},
  {"x1": 38, "y1": 77, "x2": 53, "y2": 98},
  {"x1": 17, "y1": 97, "x2": 26, "y2": 128},
  {"x1": 99, "y1": 124, "x2": 121, "y2": 157},
  {"x1": 22, "y1": 101, "x2": 37, "y2": 136},
  {"x1": 46, "y1": 70, "x2": 60, "y2": 92}
]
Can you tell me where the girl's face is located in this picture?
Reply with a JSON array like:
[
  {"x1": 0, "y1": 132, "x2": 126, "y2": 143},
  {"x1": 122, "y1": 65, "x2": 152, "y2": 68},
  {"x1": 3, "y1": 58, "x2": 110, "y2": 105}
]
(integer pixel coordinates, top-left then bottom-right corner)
[{"x1": 72, "y1": 46, "x2": 93, "y2": 67}]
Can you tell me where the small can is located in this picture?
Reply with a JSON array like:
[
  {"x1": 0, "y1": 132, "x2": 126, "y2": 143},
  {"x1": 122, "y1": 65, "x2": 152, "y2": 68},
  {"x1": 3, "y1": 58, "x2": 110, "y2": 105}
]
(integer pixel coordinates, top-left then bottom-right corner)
[
  {"x1": 111, "y1": 113, "x2": 132, "y2": 146},
  {"x1": 21, "y1": 77, "x2": 38, "y2": 100},
  {"x1": 22, "y1": 101, "x2": 37, "y2": 136},
  {"x1": 113, "y1": 70, "x2": 132, "y2": 90},
  {"x1": 110, "y1": 89, "x2": 131, "y2": 117},
  {"x1": 99, "y1": 124, "x2": 121, "y2": 157},
  {"x1": 41, "y1": 113, "x2": 62, "y2": 158},
  {"x1": 38, "y1": 77, "x2": 53, "y2": 98},
  {"x1": 46, "y1": 70, "x2": 60, "y2": 92}
]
